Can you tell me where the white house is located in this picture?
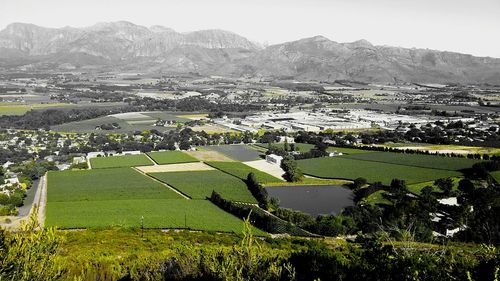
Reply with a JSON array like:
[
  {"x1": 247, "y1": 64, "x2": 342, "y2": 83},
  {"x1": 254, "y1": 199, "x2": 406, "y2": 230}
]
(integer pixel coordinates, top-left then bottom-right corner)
[
  {"x1": 266, "y1": 154, "x2": 283, "y2": 165},
  {"x1": 87, "y1": 152, "x2": 105, "y2": 158},
  {"x1": 121, "y1": 151, "x2": 141, "y2": 155}
]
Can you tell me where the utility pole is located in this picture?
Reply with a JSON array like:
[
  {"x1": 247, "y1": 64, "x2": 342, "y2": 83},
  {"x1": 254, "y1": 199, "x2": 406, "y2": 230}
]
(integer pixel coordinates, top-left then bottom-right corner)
[{"x1": 141, "y1": 215, "x2": 144, "y2": 238}]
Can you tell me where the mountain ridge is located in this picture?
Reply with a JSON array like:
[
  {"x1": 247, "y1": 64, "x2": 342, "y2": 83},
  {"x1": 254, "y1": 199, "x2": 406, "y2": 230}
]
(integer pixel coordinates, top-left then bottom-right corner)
[{"x1": 0, "y1": 22, "x2": 499, "y2": 84}]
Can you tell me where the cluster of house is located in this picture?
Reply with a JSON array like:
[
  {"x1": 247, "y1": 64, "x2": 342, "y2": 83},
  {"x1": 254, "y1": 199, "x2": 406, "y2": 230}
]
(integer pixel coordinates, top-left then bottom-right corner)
[{"x1": 0, "y1": 161, "x2": 20, "y2": 195}]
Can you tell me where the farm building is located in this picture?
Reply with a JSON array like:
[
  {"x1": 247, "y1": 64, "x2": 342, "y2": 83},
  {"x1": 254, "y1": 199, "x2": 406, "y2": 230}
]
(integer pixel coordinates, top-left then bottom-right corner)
[{"x1": 266, "y1": 154, "x2": 283, "y2": 165}]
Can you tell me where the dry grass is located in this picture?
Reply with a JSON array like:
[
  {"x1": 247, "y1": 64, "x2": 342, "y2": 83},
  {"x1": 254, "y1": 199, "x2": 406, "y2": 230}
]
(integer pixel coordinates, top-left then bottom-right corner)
[
  {"x1": 185, "y1": 151, "x2": 236, "y2": 162},
  {"x1": 136, "y1": 162, "x2": 215, "y2": 173}
]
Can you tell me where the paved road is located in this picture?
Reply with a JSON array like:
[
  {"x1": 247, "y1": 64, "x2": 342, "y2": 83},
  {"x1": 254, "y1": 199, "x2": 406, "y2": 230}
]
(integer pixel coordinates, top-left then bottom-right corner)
[{"x1": 0, "y1": 173, "x2": 47, "y2": 230}]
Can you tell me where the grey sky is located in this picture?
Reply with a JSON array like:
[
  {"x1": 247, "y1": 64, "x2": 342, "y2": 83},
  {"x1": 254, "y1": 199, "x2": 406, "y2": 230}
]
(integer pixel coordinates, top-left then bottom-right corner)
[{"x1": 1, "y1": 0, "x2": 499, "y2": 57}]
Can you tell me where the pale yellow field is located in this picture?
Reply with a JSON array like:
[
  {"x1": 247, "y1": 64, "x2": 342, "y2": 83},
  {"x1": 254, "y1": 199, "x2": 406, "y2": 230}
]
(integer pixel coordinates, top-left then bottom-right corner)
[
  {"x1": 191, "y1": 124, "x2": 237, "y2": 133},
  {"x1": 135, "y1": 162, "x2": 214, "y2": 173},
  {"x1": 176, "y1": 113, "x2": 209, "y2": 120},
  {"x1": 185, "y1": 150, "x2": 236, "y2": 162}
]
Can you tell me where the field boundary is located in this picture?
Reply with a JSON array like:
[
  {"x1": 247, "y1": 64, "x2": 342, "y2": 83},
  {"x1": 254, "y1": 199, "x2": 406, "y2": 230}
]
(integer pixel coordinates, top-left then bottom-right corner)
[
  {"x1": 132, "y1": 167, "x2": 191, "y2": 199},
  {"x1": 144, "y1": 153, "x2": 159, "y2": 165}
]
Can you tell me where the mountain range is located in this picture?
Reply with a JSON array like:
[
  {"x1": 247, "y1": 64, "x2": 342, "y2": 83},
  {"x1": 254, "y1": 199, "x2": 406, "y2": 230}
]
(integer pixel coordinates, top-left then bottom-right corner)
[{"x1": 1, "y1": 21, "x2": 499, "y2": 84}]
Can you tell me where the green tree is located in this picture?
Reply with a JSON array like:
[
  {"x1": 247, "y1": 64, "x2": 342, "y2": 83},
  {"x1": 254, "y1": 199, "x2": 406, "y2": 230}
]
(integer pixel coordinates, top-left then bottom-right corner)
[
  {"x1": 434, "y1": 177, "x2": 454, "y2": 195},
  {"x1": 0, "y1": 206, "x2": 62, "y2": 280},
  {"x1": 281, "y1": 156, "x2": 303, "y2": 182}
]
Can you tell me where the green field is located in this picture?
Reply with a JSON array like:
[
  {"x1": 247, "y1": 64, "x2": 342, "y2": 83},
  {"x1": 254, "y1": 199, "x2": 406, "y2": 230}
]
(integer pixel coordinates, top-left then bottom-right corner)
[
  {"x1": 51, "y1": 111, "x2": 190, "y2": 133},
  {"x1": 0, "y1": 102, "x2": 70, "y2": 116},
  {"x1": 45, "y1": 199, "x2": 262, "y2": 233},
  {"x1": 147, "y1": 151, "x2": 198, "y2": 165},
  {"x1": 47, "y1": 168, "x2": 181, "y2": 202},
  {"x1": 256, "y1": 143, "x2": 372, "y2": 154},
  {"x1": 207, "y1": 161, "x2": 283, "y2": 183},
  {"x1": 90, "y1": 154, "x2": 153, "y2": 169},
  {"x1": 341, "y1": 152, "x2": 480, "y2": 171},
  {"x1": 407, "y1": 177, "x2": 462, "y2": 195},
  {"x1": 366, "y1": 190, "x2": 391, "y2": 205},
  {"x1": 298, "y1": 157, "x2": 461, "y2": 185},
  {"x1": 150, "y1": 170, "x2": 257, "y2": 203},
  {"x1": 491, "y1": 171, "x2": 500, "y2": 184},
  {"x1": 46, "y1": 168, "x2": 262, "y2": 233}
]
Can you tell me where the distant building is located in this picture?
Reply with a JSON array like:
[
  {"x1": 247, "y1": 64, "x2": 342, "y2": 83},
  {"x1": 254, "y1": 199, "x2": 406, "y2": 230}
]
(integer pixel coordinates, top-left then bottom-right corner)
[
  {"x1": 266, "y1": 154, "x2": 283, "y2": 165},
  {"x1": 87, "y1": 152, "x2": 105, "y2": 158},
  {"x1": 328, "y1": 152, "x2": 343, "y2": 157},
  {"x1": 121, "y1": 151, "x2": 141, "y2": 155},
  {"x1": 278, "y1": 136, "x2": 295, "y2": 143}
]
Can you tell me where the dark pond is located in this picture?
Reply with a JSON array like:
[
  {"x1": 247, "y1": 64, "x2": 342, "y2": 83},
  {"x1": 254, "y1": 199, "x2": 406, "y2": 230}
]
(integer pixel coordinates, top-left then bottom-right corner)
[
  {"x1": 205, "y1": 144, "x2": 262, "y2": 162},
  {"x1": 265, "y1": 185, "x2": 354, "y2": 217}
]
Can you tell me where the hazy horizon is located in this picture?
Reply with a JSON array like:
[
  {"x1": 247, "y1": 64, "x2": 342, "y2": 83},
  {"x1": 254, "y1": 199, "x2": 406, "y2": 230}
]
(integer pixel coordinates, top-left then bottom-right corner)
[{"x1": 1, "y1": 0, "x2": 499, "y2": 58}]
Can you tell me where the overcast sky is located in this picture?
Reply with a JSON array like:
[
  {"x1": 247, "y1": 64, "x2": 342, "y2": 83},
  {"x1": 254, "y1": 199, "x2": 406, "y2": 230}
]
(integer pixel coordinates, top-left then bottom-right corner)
[{"x1": 1, "y1": 0, "x2": 499, "y2": 57}]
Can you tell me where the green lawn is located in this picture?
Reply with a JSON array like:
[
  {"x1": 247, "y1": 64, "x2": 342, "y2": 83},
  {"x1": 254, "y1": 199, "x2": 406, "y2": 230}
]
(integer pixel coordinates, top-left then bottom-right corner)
[
  {"x1": 366, "y1": 190, "x2": 392, "y2": 205},
  {"x1": 491, "y1": 171, "x2": 500, "y2": 184},
  {"x1": 149, "y1": 170, "x2": 257, "y2": 203},
  {"x1": 47, "y1": 168, "x2": 181, "y2": 202},
  {"x1": 147, "y1": 151, "x2": 198, "y2": 165},
  {"x1": 407, "y1": 177, "x2": 462, "y2": 195},
  {"x1": 256, "y1": 143, "x2": 372, "y2": 154},
  {"x1": 298, "y1": 157, "x2": 461, "y2": 185},
  {"x1": 0, "y1": 103, "x2": 70, "y2": 116},
  {"x1": 46, "y1": 168, "x2": 263, "y2": 233},
  {"x1": 341, "y1": 152, "x2": 481, "y2": 171},
  {"x1": 45, "y1": 199, "x2": 263, "y2": 234},
  {"x1": 90, "y1": 154, "x2": 154, "y2": 169},
  {"x1": 206, "y1": 161, "x2": 283, "y2": 183}
]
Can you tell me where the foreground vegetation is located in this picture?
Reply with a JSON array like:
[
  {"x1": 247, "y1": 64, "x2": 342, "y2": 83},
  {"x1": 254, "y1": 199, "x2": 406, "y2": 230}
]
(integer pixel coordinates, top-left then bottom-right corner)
[{"x1": 2, "y1": 211, "x2": 499, "y2": 281}]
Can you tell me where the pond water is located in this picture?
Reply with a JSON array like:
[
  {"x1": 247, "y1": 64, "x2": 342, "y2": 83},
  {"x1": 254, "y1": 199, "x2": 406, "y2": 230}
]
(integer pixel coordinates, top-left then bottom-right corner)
[{"x1": 265, "y1": 185, "x2": 354, "y2": 217}]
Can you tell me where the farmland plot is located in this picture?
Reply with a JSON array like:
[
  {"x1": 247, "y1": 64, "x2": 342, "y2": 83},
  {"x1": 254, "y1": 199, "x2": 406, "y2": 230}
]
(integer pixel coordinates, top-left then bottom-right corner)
[
  {"x1": 298, "y1": 157, "x2": 461, "y2": 185},
  {"x1": 46, "y1": 199, "x2": 263, "y2": 234},
  {"x1": 47, "y1": 168, "x2": 181, "y2": 202},
  {"x1": 147, "y1": 151, "x2": 198, "y2": 165},
  {"x1": 341, "y1": 151, "x2": 481, "y2": 171},
  {"x1": 90, "y1": 154, "x2": 153, "y2": 169},
  {"x1": 149, "y1": 170, "x2": 257, "y2": 203},
  {"x1": 207, "y1": 161, "x2": 282, "y2": 183}
]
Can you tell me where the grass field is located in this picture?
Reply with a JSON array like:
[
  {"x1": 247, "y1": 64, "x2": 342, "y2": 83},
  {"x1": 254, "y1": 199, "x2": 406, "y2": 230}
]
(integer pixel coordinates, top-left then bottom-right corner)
[
  {"x1": 298, "y1": 157, "x2": 461, "y2": 185},
  {"x1": 149, "y1": 170, "x2": 257, "y2": 203},
  {"x1": 0, "y1": 102, "x2": 70, "y2": 116},
  {"x1": 46, "y1": 168, "x2": 262, "y2": 233},
  {"x1": 366, "y1": 190, "x2": 391, "y2": 205},
  {"x1": 90, "y1": 154, "x2": 153, "y2": 169},
  {"x1": 206, "y1": 161, "x2": 282, "y2": 184},
  {"x1": 47, "y1": 168, "x2": 181, "y2": 202},
  {"x1": 341, "y1": 152, "x2": 481, "y2": 171},
  {"x1": 491, "y1": 171, "x2": 500, "y2": 184},
  {"x1": 45, "y1": 199, "x2": 263, "y2": 233},
  {"x1": 147, "y1": 151, "x2": 198, "y2": 165},
  {"x1": 379, "y1": 143, "x2": 500, "y2": 156},
  {"x1": 256, "y1": 143, "x2": 373, "y2": 154},
  {"x1": 52, "y1": 111, "x2": 190, "y2": 133},
  {"x1": 407, "y1": 177, "x2": 462, "y2": 195}
]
